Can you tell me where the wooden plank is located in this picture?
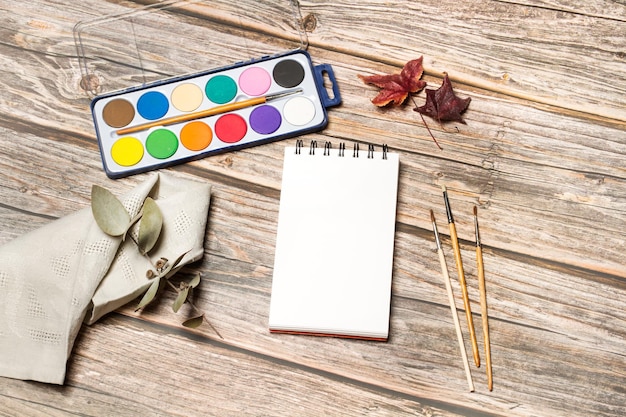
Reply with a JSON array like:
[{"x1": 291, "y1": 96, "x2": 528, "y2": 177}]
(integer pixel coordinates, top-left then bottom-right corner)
[
  {"x1": 1, "y1": 314, "x2": 474, "y2": 417},
  {"x1": 297, "y1": 0, "x2": 626, "y2": 121},
  {"x1": 2, "y1": 0, "x2": 626, "y2": 123},
  {"x1": 493, "y1": 0, "x2": 626, "y2": 21}
]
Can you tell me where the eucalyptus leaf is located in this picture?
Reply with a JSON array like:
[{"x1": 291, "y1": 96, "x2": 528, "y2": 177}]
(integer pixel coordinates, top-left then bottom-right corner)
[
  {"x1": 91, "y1": 185, "x2": 130, "y2": 237},
  {"x1": 158, "y1": 250, "x2": 191, "y2": 278},
  {"x1": 172, "y1": 286, "x2": 189, "y2": 313},
  {"x1": 137, "y1": 197, "x2": 163, "y2": 255},
  {"x1": 136, "y1": 278, "x2": 161, "y2": 311},
  {"x1": 182, "y1": 315, "x2": 204, "y2": 329},
  {"x1": 188, "y1": 273, "x2": 201, "y2": 288},
  {"x1": 171, "y1": 250, "x2": 191, "y2": 269}
]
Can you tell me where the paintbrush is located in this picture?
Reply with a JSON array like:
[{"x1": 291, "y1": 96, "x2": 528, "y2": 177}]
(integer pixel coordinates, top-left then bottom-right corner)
[
  {"x1": 441, "y1": 185, "x2": 480, "y2": 368},
  {"x1": 430, "y1": 210, "x2": 475, "y2": 392},
  {"x1": 474, "y1": 205, "x2": 493, "y2": 391},
  {"x1": 116, "y1": 88, "x2": 302, "y2": 135}
]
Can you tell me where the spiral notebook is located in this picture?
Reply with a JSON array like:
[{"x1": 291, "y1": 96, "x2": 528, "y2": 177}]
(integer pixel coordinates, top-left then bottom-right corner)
[{"x1": 269, "y1": 141, "x2": 400, "y2": 340}]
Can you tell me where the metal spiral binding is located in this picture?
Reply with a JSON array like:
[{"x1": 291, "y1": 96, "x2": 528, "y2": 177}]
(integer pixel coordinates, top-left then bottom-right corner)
[{"x1": 295, "y1": 141, "x2": 389, "y2": 159}]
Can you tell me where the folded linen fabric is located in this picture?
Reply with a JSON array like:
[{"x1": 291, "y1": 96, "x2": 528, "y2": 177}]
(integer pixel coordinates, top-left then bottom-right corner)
[{"x1": 0, "y1": 172, "x2": 211, "y2": 384}]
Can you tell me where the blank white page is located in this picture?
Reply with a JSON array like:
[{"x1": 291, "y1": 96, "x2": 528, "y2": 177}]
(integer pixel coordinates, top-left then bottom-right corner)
[{"x1": 269, "y1": 144, "x2": 399, "y2": 340}]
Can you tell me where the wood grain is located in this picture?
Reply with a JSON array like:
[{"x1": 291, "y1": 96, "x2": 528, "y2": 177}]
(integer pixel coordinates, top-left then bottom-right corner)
[
  {"x1": 298, "y1": 0, "x2": 626, "y2": 121},
  {"x1": 0, "y1": 0, "x2": 625, "y2": 416}
]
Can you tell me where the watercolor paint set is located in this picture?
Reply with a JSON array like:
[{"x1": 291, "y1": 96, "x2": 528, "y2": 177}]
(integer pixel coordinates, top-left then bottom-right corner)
[
  {"x1": 90, "y1": 50, "x2": 340, "y2": 178},
  {"x1": 74, "y1": 0, "x2": 341, "y2": 178}
]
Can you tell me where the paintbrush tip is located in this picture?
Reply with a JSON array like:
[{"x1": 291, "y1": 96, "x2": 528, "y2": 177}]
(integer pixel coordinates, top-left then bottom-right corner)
[
  {"x1": 473, "y1": 205, "x2": 478, "y2": 216},
  {"x1": 441, "y1": 184, "x2": 447, "y2": 192},
  {"x1": 430, "y1": 209, "x2": 435, "y2": 222}
]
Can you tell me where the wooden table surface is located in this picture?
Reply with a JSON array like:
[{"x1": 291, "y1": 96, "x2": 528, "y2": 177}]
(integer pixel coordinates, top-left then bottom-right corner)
[{"x1": 1, "y1": 0, "x2": 625, "y2": 416}]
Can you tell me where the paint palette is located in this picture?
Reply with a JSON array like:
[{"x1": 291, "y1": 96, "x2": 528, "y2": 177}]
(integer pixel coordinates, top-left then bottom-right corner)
[{"x1": 91, "y1": 50, "x2": 340, "y2": 178}]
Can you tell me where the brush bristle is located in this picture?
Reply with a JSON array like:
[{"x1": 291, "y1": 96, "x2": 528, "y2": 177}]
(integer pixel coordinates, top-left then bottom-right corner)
[
  {"x1": 473, "y1": 205, "x2": 478, "y2": 216},
  {"x1": 441, "y1": 185, "x2": 447, "y2": 192},
  {"x1": 430, "y1": 209, "x2": 435, "y2": 222}
]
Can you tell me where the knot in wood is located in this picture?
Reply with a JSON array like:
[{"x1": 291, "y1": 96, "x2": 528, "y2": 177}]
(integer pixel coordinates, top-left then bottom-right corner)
[
  {"x1": 300, "y1": 13, "x2": 317, "y2": 32},
  {"x1": 79, "y1": 74, "x2": 100, "y2": 93}
]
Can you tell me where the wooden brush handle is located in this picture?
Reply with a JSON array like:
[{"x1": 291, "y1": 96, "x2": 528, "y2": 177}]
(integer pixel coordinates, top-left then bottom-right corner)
[
  {"x1": 477, "y1": 245, "x2": 493, "y2": 390},
  {"x1": 438, "y1": 248, "x2": 475, "y2": 392},
  {"x1": 449, "y1": 223, "x2": 481, "y2": 368}
]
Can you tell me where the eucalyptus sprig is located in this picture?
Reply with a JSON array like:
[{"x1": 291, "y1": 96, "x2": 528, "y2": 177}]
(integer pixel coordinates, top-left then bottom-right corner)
[{"x1": 91, "y1": 185, "x2": 220, "y2": 337}]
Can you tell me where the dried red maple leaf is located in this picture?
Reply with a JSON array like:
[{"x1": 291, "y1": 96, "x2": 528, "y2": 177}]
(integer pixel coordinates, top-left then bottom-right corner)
[
  {"x1": 414, "y1": 74, "x2": 471, "y2": 124},
  {"x1": 358, "y1": 57, "x2": 426, "y2": 106}
]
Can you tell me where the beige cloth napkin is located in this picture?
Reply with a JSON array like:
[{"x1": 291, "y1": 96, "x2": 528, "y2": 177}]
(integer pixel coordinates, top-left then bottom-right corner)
[{"x1": 0, "y1": 172, "x2": 211, "y2": 384}]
